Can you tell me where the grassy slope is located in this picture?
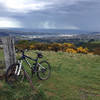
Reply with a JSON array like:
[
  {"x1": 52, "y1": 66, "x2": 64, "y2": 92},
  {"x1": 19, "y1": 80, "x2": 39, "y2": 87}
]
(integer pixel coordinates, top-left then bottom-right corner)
[
  {"x1": 0, "y1": 49, "x2": 5, "y2": 75},
  {"x1": 0, "y1": 49, "x2": 4, "y2": 61},
  {"x1": 0, "y1": 50, "x2": 100, "y2": 100}
]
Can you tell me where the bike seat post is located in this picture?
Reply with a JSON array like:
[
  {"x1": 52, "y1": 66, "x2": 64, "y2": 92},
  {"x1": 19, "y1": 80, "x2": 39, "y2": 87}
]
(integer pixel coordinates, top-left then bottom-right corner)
[
  {"x1": 36, "y1": 55, "x2": 39, "y2": 61},
  {"x1": 21, "y1": 50, "x2": 24, "y2": 57}
]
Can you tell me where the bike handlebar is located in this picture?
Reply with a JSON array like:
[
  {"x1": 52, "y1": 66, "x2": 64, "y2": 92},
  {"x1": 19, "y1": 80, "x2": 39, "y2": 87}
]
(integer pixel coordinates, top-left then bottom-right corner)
[
  {"x1": 16, "y1": 49, "x2": 43, "y2": 58},
  {"x1": 15, "y1": 49, "x2": 25, "y2": 54}
]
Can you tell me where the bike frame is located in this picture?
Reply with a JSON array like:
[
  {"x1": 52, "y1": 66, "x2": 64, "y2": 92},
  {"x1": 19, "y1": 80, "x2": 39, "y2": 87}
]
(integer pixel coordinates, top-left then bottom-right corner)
[
  {"x1": 16, "y1": 53, "x2": 39, "y2": 76},
  {"x1": 16, "y1": 52, "x2": 44, "y2": 76}
]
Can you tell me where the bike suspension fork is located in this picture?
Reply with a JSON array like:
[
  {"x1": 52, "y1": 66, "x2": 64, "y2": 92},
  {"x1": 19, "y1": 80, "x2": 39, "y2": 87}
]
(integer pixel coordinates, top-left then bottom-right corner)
[{"x1": 15, "y1": 60, "x2": 23, "y2": 76}]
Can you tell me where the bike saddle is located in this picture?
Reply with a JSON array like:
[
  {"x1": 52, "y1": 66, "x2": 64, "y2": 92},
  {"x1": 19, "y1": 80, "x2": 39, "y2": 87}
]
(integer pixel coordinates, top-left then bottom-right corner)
[{"x1": 36, "y1": 52, "x2": 43, "y2": 58}]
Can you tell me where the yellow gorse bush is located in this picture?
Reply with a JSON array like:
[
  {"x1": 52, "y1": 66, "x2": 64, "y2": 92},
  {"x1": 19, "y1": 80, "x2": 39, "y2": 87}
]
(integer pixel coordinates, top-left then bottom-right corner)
[
  {"x1": 64, "y1": 43, "x2": 74, "y2": 48},
  {"x1": 66, "y1": 48, "x2": 77, "y2": 53},
  {"x1": 16, "y1": 41, "x2": 90, "y2": 54},
  {"x1": 77, "y1": 47, "x2": 88, "y2": 54},
  {"x1": 48, "y1": 46, "x2": 52, "y2": 50},
  {"x1": 30, "y1": 45, "x2": 35, "y2": 50}
]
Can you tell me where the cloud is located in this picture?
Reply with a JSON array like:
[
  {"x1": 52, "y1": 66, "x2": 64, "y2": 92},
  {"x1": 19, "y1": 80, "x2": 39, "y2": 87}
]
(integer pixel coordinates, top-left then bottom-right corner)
[
  {"x1": 0, "y1": 0, "x2": 98, "y2": 15},
  {"x1": 63, "y1": 25, "x2": 79, "y2": 30},
  {"x1": 0, "y1": 0, "x2": 100, "y2": 31},
  {"x1": 0, "y1": 0, "x2": 52, "y2": 13},
  {"x1": 0, "y1": 0, "x2": 92, "y2": 14},
  {"x1": 39, "y1": 21, "x2": 79, "y2": 30},
  {"x1": 40, "y1": 21, "x2": 56, "y2": 29},
  {"x1": 0, "y1": 17, "x2": 22, "y2": 28}
]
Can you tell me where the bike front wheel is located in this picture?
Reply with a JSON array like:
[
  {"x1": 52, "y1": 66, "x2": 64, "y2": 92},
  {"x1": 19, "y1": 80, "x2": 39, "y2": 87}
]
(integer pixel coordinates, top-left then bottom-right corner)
[
  {"x1": 37, "y1": 61, "x2": 51, "y2": 80},
  {"x1": 5, "y1": 63, "x2": 25, "y2": 86}
]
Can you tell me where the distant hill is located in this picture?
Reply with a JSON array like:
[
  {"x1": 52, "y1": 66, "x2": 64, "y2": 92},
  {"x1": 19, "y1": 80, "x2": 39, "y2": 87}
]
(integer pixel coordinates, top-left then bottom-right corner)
[
  {"x1": 0, "y1": 28, "x2": 89, "y2": 34},
  {"x1": 0, "y1": 28, "x2": 87, "y2": 37},
  {"x1": 0, "y1": 28, "x2": 100, "y2": 41}
]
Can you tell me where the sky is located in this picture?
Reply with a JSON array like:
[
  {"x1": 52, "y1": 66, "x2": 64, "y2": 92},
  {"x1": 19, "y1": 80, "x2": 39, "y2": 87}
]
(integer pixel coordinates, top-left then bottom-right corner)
[{"x1": 0, "y1": 0, "x2": 100, "y2": 31}]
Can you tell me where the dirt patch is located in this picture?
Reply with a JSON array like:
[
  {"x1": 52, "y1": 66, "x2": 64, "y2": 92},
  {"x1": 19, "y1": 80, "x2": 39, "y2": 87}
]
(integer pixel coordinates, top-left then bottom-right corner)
[
  {"x1": 79, "y1": 88, "x2": 100, "y2": 97},
  {"x1": 48, "y1": 83, "x2": 57, "y2": 90},
  {"x1": 46, "y1": 91, "x2": 56, "y2": 97}
]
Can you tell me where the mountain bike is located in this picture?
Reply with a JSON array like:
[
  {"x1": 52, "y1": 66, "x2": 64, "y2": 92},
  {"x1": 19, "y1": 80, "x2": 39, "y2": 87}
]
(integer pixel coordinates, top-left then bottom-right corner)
[{"x1": 5, "y1": 50, "x2": 51, "y2": 86}]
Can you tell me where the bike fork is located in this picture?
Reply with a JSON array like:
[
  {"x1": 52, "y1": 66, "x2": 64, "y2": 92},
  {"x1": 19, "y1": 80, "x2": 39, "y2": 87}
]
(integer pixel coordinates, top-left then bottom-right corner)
[{"x1": 15, "y1": 60, "x2": 22, "y2": 76}]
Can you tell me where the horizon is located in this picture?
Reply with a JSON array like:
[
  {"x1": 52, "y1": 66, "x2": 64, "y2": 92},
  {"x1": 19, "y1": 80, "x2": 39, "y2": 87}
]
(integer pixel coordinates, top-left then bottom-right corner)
[
  {"x1": 0, "y1": 28, "x2": 100, "y2": 36},
  {"x1": 0, "y1": 27, "x2": 98, "y2": 33}
]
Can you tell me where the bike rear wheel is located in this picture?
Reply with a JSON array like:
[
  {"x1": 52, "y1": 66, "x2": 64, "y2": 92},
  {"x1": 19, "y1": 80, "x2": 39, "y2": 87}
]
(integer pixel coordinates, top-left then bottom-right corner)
[
  {"x1": 5, "y1": 63, "x2": 25, "y2": 86},
  {"x1": 37, "y1": 61, "x2": 51, "y2": 80}
]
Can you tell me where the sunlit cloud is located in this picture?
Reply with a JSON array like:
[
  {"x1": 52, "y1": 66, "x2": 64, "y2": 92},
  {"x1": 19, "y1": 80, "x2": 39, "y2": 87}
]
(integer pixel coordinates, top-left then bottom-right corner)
[
  {"x1": 0, "y1": 17, "x2": 22, "y2": 28},
  {"x1": 0, "y1": 0, "x2": 92, "y2": 13},
  {"x1": 0, "y1": 0, "x2": 52, "y2": 13}
]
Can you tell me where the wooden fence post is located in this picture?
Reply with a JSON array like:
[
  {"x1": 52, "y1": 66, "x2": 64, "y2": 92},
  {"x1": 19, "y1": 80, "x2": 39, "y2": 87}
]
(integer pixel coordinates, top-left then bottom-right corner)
[{"x1": 1, "y1": 36, "x2": 16, "y2": 70}]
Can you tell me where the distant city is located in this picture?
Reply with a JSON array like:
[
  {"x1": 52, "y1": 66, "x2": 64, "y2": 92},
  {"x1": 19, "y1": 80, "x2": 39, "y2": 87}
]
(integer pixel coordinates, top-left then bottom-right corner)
[{"x1": 0, "y1": 28, "x2": 100, "y2": 43}]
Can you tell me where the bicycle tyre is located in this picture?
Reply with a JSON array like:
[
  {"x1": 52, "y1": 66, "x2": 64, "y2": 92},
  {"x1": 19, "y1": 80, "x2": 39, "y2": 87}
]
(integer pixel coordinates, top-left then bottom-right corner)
[
  {"x1": 5, "y1": 63, "x2": 25, "y2": 86},
  {"x1": 37, "y1": 61, "x2": 51, "y2": 80}
]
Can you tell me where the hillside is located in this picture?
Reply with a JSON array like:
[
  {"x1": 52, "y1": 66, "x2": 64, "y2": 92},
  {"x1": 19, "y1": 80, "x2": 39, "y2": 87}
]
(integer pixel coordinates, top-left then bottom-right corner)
[{"x1": 0, "y1": 50, "x2": 100, "y2": 100}]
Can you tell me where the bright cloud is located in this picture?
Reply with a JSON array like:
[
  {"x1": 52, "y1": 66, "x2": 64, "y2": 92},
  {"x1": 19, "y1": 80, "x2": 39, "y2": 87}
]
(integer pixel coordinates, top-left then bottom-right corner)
[
  {"x1": 39, "y1": 21, "x2": 79, "y2": 30},
  {"x1": 0, "y1": 0, "x2": 52, "y2": 13},
  {"x1": 0, "y1": 0, "x2": 91, "y2": 13},
  {"x1": 41, "y1": 21, "x2": 56, "y2": 29},
  {"x1": 0, "y1": 17, "x2": 22, "y2": 28}
]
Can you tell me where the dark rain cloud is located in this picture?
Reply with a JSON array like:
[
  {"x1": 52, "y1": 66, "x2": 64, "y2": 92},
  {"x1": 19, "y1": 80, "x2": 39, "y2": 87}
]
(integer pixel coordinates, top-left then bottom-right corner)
[{"x1": 0, "y1": 0, "x2": 100, "y2": 31}]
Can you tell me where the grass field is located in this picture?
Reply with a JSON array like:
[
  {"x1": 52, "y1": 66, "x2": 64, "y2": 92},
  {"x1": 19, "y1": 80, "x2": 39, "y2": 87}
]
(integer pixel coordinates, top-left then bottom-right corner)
[
  {"x1": 0, "y1": 49, "x2": 4, "y2": 61},
  {"x1": 0, "y1": 49, "x2": 5, "y2": 75},
  {"x1": 0, "y1": 50, "x2": 100, "y2": 100}
]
